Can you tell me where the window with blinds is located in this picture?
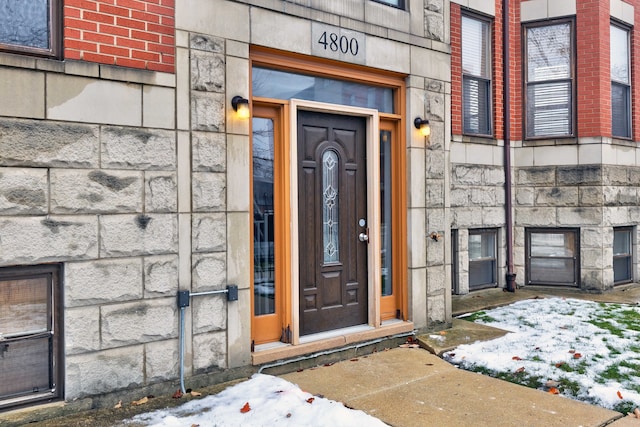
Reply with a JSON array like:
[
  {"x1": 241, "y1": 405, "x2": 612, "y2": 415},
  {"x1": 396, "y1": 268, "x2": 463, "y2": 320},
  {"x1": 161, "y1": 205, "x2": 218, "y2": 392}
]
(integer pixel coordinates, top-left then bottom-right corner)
[
  {"x1": 611, "y1": 23, "x2": 631, "y2": 139},
  {"x1": 524, "y1": 21, "x2": 574, "y2": 138},
  {"x1": 462, "y1": 14, "x2": 492, "y2": 136}
]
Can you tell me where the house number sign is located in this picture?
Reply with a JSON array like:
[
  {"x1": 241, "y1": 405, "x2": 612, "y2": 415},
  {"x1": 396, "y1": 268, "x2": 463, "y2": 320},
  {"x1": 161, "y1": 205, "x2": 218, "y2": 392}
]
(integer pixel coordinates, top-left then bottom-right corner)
[{"x1": 311, "y1": 23, "x2": 366, "y2": 65}]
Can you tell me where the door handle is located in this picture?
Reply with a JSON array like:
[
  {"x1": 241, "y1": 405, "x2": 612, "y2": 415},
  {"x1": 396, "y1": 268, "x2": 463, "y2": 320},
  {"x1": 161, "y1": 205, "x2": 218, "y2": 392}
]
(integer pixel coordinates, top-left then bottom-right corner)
[{"x1": 359, "y1": 232, "x2": 369, "y2": 243}]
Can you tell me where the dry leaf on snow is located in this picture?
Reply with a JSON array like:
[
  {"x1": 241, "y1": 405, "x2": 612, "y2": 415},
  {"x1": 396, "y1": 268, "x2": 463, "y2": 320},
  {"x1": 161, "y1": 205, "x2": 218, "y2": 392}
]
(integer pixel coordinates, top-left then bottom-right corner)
[
  {"x1": 514, "y1": 367, "x2": 525, "y2": 374},
  {"x1": 240, "y1": 402, "x2": 251, "y2": 413},
  {"x1": 512, "y1": 356, "x2": 522, "y2": 361},
  {"x1": 306, "y1": 397, "x2": 315, "y2": 404},
  {"x1": 548, "y1": 387, "x2": 560, "y2": 395},
  {"x1": 172, "y1": 389, "x2": 183, "y2": 399},
  {"x1": 617, "y1": 391, "x2": 624, "y2": 400}
]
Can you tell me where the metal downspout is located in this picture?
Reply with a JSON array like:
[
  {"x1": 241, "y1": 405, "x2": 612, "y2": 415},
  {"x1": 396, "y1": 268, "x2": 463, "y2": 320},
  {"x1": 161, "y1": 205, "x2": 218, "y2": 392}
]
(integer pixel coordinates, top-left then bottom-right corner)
[{"x1": 503, "y1": 0, "x2": 516, "y2": 292}]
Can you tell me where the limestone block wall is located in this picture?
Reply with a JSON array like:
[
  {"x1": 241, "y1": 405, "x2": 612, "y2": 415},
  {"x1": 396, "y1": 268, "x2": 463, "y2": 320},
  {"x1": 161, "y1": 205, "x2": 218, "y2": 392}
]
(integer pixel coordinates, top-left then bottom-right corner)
[
  {"x1": 0, "y1": 58, "x2": 179, "y2": 399},
  {"x1": 514, "y1": 161, "x2": 640, "y2": 291}
]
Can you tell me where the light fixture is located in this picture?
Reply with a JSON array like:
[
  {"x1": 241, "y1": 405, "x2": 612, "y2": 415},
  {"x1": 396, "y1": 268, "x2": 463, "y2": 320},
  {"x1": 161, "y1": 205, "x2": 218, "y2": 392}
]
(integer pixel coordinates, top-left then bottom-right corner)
[
  {"x1": 414, "y1": 117, "x2": 431, "y2": 137},
  {"x1": 231, "y1": 96, "x2": 250, "y2": 119}
]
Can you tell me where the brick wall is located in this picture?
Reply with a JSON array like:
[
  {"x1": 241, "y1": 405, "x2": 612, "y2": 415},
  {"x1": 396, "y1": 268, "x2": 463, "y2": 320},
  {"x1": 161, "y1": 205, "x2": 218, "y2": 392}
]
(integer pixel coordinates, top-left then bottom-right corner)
[
  {"x1": 450, "y1": 3, "x2": 462, "y2": 136},
  {"x1": 576, "y1": 0, "x2": 610, "y2": 137},
  {"x1": 64, "y1": 0, "x2": 175, "y2": 73}
]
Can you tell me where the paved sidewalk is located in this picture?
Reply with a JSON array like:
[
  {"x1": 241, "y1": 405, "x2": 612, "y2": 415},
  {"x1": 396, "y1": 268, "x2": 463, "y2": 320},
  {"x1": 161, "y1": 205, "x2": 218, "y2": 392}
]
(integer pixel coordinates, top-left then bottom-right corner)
[{"x1": 281, "y1": 347, "x2": 638, "y2": 427}]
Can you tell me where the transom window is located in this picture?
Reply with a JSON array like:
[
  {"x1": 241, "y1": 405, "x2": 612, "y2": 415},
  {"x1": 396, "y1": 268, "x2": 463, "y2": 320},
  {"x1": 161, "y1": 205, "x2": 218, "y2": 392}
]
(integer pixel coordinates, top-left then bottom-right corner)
[
  {"x1": 524, "y1": 20, "x2": 575, "y2": 138},
  {"x1": 526, "y1": 228, "x2": 579, "y2": 286},
  {"x1": 462, "y1": 13, "x2": 492, "y2": 136},
  {"x1": 0, "y1": 0, "x2": 61, "y2": 58},
  {"x1": 611, "y1": 23, "x2": 631, "y2": 139}
]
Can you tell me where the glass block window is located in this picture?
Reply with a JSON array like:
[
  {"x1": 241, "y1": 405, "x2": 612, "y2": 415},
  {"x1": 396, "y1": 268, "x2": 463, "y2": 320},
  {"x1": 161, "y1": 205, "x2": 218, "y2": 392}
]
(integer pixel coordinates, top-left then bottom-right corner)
[
  {"x1": 525, "y1": 21, "x2": 574, "y2": 138},
  {"x1": 526, "y1": 228, "x2": 579, "y2": 286},
  {"x1": 0, "y1": 0, "x2": 60, "y2": 57},
  {"x1": 613, "y1": 227, "x2": 633, "y2": 284},
  {"x1": 611, "y1": 23, "x2": 631, "y2": 139},
  {"x1": 462, "y1": 13, "x2": 492, "y2": 135}
]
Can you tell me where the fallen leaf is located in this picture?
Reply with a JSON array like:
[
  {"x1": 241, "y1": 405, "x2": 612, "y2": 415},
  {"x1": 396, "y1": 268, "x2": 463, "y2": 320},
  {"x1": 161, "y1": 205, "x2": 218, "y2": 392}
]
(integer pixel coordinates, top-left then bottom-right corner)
[
  {"x1": 190, "y1": 391, "x2": 202, "y2": 397},
  {"x1": 568, "y1": 349, "x2": 575, "y2": 354},
  {"x1": 512, "y1": 356, "x2": 522, "y2": 361},
  {"x1": 113, "y1": 400, "x2": 122, "y2": 409},
  {"x1": 240, "y1": 402, "x2": 251, "y2": 413},
  {"x1": 548, "y1": 387, "x2": 560, "y2": 395},
  {"x1": 555, "y1": 362, "x2": 565, "y2": 368},
  {"x1": 514, "y1": 367, "x2": 525, "y2": 374},
  {"x1": 350, "y1": 358, "x2": 359, "y2": 362},
  {"x1": 191, "y1": 424, "x2": 200, "y2": 427},
  {"x1": 617, "y1": 391, "x2": 623, "y2": 400},
  {"x1": 439, "y1": 331, "x2": 448, "y2": 336},
  {"x1": 633, "y1": 408, "x2": 640, "y2": 418},
  {"x1": 286, "y1": 414, "x2": 292, "y2": 418},
  {"x1": 573, "y1": 353, "x2": 582, "y2": 359},
  {"x1": 131, "y1": 396, "x2": 148, "y2": 406},
  {"x1": 306, "y1": 397, "x2": 315, "y2": 404},
  {"x1": 545, "y1": 380, "x2": 560, "y2": 388},
  {"x1": 323, "y1": 363, "x2": 334, "y2": 367},
  {"x1": 172, "y1": 389, "x2": 183, "y2": 399}
]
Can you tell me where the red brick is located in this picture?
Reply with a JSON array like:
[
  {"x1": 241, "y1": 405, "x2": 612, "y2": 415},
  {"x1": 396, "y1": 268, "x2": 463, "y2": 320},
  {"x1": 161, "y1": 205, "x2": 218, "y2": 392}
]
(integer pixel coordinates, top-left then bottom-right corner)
[
  {"x1": 116, "y1": 16, "x2": 146, "y2": 30},
  {"x1": 147, "y1": 62, "x2": 175, "y2": 73},
  {"x1": 131, "y1": 29, "x2": 160, "y2": 42},
  {"x1": 64, "y1": 6, "x2": 82, "y2": 18},
  {"x1": 100, "y1": 44, "x2": 130, "y2": 57},
  {"x1": 131, "y1": 49, "x2": 160, "y2": 61},
  {"x1": 65, "y1": 17, "x2": 98, "y2": 32},
  {"x1": 131, "y1": 10, "x2": 161, "y2": 24},
  {"x1": 148, "y1": 42, "x2": 174, "y2": 55},
  {"x1": 116, "y1": 37, "x2": 146, "y2": 50},
  {"x1": 146, "y1": 23, "x2": 174, "y2": 35},
  {"x1": 115, "y1": 56, "x2": 147, "y2": 68},
  {"x1": 115, "y1": 0, "x2": 147, "y2": 11},
  {"x1": 64, "y1": 49, "x2": 82, "y2": 60},
  {"x1": 100, "y1": 23, "x2": 131, "y2": 37},
  {"x1": 98, "y1": 3, "x2": 131, "y2": 17},
  {"x1": 83, "y1": 31, "x2": 115, "y2": 45},
  {"x1": 146, "y1": 3, "x2": 174, "y2": 16},
  {"x1": 82, "y1": 11, "x2": 115, "y2": 25},
  {"x1": 65, "y1": 0, "x2": 97, "y2": 10},
  {"x1": 83, "y1": 52, "x2": 116, "y2": 65},
  {"x1": 65, "y1": 39, "x2": 98, "y2": 52}
]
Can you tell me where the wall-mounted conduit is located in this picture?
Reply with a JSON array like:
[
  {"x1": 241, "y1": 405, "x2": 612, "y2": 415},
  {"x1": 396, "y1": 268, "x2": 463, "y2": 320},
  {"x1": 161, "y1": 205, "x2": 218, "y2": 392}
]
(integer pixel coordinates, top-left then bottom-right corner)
[{"x1": 177, "y1": 286, "x2": 238, "y2": 393}]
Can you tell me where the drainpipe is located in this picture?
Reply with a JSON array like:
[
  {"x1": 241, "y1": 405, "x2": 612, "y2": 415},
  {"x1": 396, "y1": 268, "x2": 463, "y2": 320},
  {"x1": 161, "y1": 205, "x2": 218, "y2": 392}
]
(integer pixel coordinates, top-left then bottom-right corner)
[{"x1": 503, "y1": 0, "x2": 516, "y2": 292}]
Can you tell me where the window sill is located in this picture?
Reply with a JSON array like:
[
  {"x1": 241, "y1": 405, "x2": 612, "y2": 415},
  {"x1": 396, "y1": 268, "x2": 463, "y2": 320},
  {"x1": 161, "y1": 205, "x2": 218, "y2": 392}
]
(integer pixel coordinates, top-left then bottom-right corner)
[{"x1": 0, "y1": 52, "x2": 175, "y2": 88}]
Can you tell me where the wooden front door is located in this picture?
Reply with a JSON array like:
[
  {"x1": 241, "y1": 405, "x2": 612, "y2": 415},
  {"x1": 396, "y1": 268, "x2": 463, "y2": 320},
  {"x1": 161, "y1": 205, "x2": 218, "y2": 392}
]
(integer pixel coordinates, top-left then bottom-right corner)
[{"x1": 297, "y1": 110, "x2": 368, "y2": 336}]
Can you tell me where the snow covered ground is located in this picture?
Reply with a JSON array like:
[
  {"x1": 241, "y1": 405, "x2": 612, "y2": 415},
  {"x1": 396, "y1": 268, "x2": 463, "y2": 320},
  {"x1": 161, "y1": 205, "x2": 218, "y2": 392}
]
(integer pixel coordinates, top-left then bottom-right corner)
[
  {"x1": 127, "y1": 373, "x2": 387, "y2": 427},
  {"x1": 443, "y1": 297, "x2": 640, "y2": 412}
]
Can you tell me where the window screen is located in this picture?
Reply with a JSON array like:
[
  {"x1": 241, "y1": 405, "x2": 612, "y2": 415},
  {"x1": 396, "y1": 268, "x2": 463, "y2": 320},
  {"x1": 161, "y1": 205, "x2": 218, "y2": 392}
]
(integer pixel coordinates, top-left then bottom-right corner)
[{"x1": 526, "y1": 229, "x2": 579, "y2": 286}]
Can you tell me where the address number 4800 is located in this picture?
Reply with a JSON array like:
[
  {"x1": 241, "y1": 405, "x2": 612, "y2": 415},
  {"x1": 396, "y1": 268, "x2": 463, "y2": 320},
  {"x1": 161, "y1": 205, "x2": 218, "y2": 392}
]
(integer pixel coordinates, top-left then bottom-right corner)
[{"x1": 317, "y1": 31, "x2": 359, "y2": 56}]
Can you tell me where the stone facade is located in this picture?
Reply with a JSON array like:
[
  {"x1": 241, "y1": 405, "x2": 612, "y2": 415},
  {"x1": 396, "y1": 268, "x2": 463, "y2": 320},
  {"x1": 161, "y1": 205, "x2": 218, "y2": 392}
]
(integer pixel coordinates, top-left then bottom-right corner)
[{"x1": 0, "y1": 0, "x2": 451, "y2": 410}]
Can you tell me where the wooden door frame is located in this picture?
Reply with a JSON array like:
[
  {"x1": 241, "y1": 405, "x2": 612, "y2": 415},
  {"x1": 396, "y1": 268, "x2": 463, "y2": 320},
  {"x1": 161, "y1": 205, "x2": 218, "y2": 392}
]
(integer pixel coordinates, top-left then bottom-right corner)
[{"x1": 290, "y1": 99, "x2": 381, "y2": 344}]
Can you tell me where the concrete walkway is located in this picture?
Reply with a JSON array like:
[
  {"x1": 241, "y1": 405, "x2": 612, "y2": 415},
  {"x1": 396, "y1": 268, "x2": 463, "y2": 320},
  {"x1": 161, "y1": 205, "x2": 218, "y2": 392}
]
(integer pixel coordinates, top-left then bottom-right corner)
[
  {"x1": 282, "y1": 346, "x2": 638, "y2": 427},
  {"x1": 282, "y1": 285, "x2": 640, "y2": 426}
]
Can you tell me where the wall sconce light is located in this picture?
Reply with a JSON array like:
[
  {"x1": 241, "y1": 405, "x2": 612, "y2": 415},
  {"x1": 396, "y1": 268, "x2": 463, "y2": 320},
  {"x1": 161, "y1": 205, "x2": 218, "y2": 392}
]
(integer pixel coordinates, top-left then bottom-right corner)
[
  {"x1": 414, "y1": 117, "x2": 431, "y2": 137},
  {"x1": 231, "y1": 96, "x2": 250, "y2": 119}
]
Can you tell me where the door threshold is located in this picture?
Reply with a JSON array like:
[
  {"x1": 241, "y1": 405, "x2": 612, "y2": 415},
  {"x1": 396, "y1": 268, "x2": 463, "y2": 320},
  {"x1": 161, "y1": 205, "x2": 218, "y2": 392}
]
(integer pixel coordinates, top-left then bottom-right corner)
[{"x1": 251, "y1": 321, "x2": 414, "y2": 365}]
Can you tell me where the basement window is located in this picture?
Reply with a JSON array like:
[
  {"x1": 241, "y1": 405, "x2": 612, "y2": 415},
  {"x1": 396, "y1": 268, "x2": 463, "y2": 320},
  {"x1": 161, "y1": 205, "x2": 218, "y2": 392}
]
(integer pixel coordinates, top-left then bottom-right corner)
[
  {"x1": 0, "y1": 264, "x2": 63, "y2": 410},
  {"x1": 526, "y1": 228, "x2": 579, "y2": 287},
  {"x1": 613, "y1": 227, "x2": 633, "y2": 284}
]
